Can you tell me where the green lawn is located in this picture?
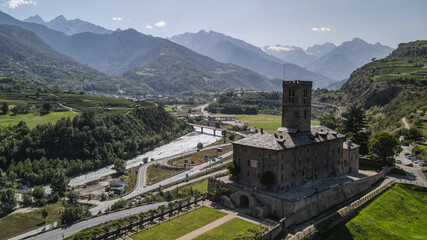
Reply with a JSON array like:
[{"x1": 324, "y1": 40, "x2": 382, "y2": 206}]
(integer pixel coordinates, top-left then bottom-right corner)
[
  {"x1": 0, "y1": 111, "x2": 78, "y2": 128},
  {"x1": 193, "y1": 217, "x2": 259, "y2": 240},
  {"x1": 417, "y1": 120, "x2": 427, "y2": 138},
  {"x1": 235, "y1": 114, "x2": 320, "y2": 131},
  {"x1": 323, "y1": 184, "x2": 427, "y2": 240},
  {"x1": 164, "y1": 104, "x2": 179, "y2": 112},
  {"x1": 0, "y1": 202, "x2": 66, "y2": 239},
  {"x1": 180, "y1": 179, "x2": 209, "y2": 193},
  {"x1": 146, "y1": 165, "x2": 182, "y2": 185},
  {"x1": 130, "y1": 207, "x2": 227, "y2": 240}
]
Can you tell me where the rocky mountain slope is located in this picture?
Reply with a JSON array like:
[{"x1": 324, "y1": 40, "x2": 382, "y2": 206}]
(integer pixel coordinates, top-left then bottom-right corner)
[
  {"x1": 307, "y1": 38, "x2": 393, "y2": 80},
  {"x1": 1, "y1": 11, "x2": 279, "y2": 95},
  {"x1": 341, "y1": 40, "x2": 427, "y2": 128},
  {"x1": 170, "y1": 30, "x2": 335, "y2": 88},
  {"x1": 0, "y1": 24, "x2": 148, "y2": 95}
]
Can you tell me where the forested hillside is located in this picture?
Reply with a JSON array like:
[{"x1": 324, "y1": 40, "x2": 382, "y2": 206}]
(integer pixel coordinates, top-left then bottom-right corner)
[
  {"x1": 0, "y1": 106, "x2": 191, "y2": 185},
  {"x1": 341, "y1": 40, "x2": 427, "y2": 129},
  {"x1": 0, "y1": 24, "x2": 151, "y2": 96}
]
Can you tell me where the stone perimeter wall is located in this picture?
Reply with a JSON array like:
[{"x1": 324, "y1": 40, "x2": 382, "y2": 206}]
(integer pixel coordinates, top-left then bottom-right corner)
[{"x1": 208, "y1": 167, "x2": 390, "y2": 239}]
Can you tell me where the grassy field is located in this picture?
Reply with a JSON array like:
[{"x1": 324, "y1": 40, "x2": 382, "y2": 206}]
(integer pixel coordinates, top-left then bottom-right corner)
[
  {"x1": 130, "y1": 207, "x2": 226, "y2": 240},
  {"x1": 180, "y1": 179, "x2": 209, "y2": 193},
  {"x1": 193, "y1": 217, "x2": 259, "y2": 240},
  {"x1": 0, "y1": 202, "x2": 91, "y2": 239},
  {"x1": 164, "y1": 104, "x2": 179, "y2": 112},
  {"x1": 323, "y1": 184, "x2": 427, "y2": 240},
  {"x1": 169, "y1": 145, "x2": 233, "y2": 166},
  {"x1": 146, "y1": 165, "x2": 183, "y2": 185},
  {"x1": 417, "y1": 119, "x2": 427, "y2": 138},
  {"x1": 235, "y1": 114, "x2": 320, "y2": 131},
  {"x1": 0, "y1": 111, "x2": 78, "y2": 128}
]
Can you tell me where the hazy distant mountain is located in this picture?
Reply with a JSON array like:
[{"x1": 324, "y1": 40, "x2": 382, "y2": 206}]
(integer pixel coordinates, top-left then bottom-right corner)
[
  {"x1": 306, "y1": 43, "x2": 337, "y2": 57},
  {"x1": 0, "y1": 24, "x2": 148, "y2": 95},
  {"x1": 262, "y1": 45, "x2": 316, "y2": 67},
  {"x1": 24, "y1": 14, "x2": 113, "y2": 35},
  {"x1": 306, "y1": 38, "x2": 393, "y2": 80},
  {"x1": 1, "y1": 11, "x2": 280, "y2": 95},
  {"x1": 170, "y1": 30, "x2": 335, "y2": 87}
]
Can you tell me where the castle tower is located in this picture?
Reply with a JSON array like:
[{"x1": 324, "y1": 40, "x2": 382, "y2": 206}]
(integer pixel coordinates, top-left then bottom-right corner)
[{"x1": 281, "y1": 80, "x2": 312, "y2": 132}]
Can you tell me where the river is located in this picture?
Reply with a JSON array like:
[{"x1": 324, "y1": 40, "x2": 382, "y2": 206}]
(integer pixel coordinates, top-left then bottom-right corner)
[{"x1": 69, "y1": 127, "x2": 221, "y2": 186}]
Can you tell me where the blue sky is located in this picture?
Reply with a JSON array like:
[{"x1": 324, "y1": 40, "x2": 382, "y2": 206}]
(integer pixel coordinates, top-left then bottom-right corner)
[{"x1": 1, "y1": 0, "x2": 426, "y2": 48}]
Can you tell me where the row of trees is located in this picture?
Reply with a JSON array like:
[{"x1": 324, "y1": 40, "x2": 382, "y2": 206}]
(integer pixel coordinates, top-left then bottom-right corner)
[{"x1": 0, "y1": 107, "x2": 191, "y2": 186}]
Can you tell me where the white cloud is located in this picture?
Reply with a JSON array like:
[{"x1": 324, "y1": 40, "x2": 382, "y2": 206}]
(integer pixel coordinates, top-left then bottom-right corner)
[
  {"x1": 145, "y1": 25, "x2": 153, "y2": 29},
  {"x1": 6, "y1": 0, "x2": 36, "y2": 9},
  {"x1": 312, "y1": 27, "x2": 331, "y2": 32},
  {"x1": 112, "y1": 17, "x2": 124, "y2": 21},
  {"x1": 154, "y1": 20, "x2": 166, "y2": 27}
]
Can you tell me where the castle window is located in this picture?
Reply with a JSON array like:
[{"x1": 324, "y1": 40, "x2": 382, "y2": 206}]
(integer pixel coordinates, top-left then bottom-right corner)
[
  {"x1": 338, "y1": 148, "x2": 340, "y2": 154},
  {"x1": 333, "y1": 149, "x2": 335, "y2": 156},
  {"x1": 304, "y1": 89, "x2": 308, "y2": 97},
  {"x1": 299, "y1": 160, "x2": 301, "y2": 166},
  {"x1": 292, "y1": 151, "x2": 294, "y2": 156},
  {"x1": 238, "y1": 158, "x2": 241, "y2": 164},
  {"x1": 281, "y1": 164, "x2": 284, "y2": 170},
  {"x1": 307, "y1": 148, "x2": 309, "y2": 152},
  {"x1": 300, "y1": 149, "x2": 302, "y2": 154},
  {"x1": 307, "y1": 158, "x2": 309, "y2": 163},
  {"x1": 281, "y1": 175, "x2": 284, "y2": 180},
  {"x1": 304, "y1": 110, "x2": 307, "y2": 119},
  {"x1": 247, "y1": 160, "x2": 250, "y2": 166},
  {"x1": 258, "y1": 173, "x2": 260, "y2": 178},
  {"x1": 282, "y1": 153, "x2": 284, "y2": 159},
  {"x1": 292, "y1": 172, "x2": 294, "y2": 177},
  {"x1": 269, "y1": 154, "x2": 271, "y2": 159},
  {"x1": 247, "y1": 171, "x2": 250, "y2": 176}
]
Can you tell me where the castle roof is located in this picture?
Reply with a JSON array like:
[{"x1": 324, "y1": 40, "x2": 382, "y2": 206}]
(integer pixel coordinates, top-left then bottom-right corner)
[{"x1": 233, "y1": 125, "x2": 345, "y2": 150}]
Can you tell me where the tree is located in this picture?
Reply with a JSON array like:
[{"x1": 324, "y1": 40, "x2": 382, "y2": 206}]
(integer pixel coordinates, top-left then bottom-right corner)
[
  {"x1": 112, "y1": 158, "x2": 126, "y2": 175},
  {"x1": 342, "y1": 105, "x2": 369, "y2": 154},
  {"x1": 228, "y1": 161, "x2": 240, "y2": 178},
  {"x1": 1, "y1": 102, "x2": 8, "y2": 114},
  {"x1": 41, "y1": 209, "x2": 48, "y2": 222},
  {"x1": 0, "y1": 188, "x2": 17, "y2": 215},
  {"x1": 42, "y1": 103, "x2": 51, "y2": 112},
  {"x1": 343, "y1": 105, "x2": 367, "y2": 134},
  {"x1": 215, "y1": 122, "x2": 220, "y2": 128},
  {"x1": 67, "y1": 191, "x2": 78, "y2": 205},
  {"x1": 100, "y1": 193, "x2": 107, "y2": 201},
  {"x1": 60, "y1": 206, "x2": 91, "y2": 225},
  {"x1": 369, "y1": 130, "x2": 401, "y2": 165},
  {"x1": 197, "y1": 142, "x2": 204, "y2": 150},
  {"x1": 168, "y1": 202, "x2": 175, "y2": 219},
  {"x1": 51, "y1": 171, "x2": 69, "y2": 196},
  {"x1": 8, "y1": 171, "x2": 16, "y2": 186},
  {"x1": 22, "y1": 190, "x2": 33, "y2": 207},
  {"x1": 157, "y1": 205, "x2": 166, "y2": 219},
  {"x1": 32, "y1": 186, "x2": 45, "y2": 203}
]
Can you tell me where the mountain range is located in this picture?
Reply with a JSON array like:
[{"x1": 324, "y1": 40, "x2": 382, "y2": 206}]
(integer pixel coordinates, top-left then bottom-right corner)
[
  {"x1": 0, "y1": 24, "x2": 149, "y2": 95},
  {"x1": 24, "y1": 15, "x2": 113, "y2": 35},
  {"x1": 0, "y1": 11, "x2": 283, "y2": 95},
  {"x1": 263, "y1": 39, "x2": 393, "y2": 80},
  {"x1": 170, "y1": 30, "x2": 335, "y2": 88}
]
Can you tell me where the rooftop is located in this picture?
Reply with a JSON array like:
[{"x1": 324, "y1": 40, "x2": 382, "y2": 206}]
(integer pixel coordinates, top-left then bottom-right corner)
[{"x1": 233, "y1": 125, "x2": 345, "y2": 150}]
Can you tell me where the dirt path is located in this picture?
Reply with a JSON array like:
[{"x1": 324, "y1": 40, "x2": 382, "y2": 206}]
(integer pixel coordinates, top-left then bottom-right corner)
[{"x1": 401, "y1": 117, "x2": 410, "y2": 129}]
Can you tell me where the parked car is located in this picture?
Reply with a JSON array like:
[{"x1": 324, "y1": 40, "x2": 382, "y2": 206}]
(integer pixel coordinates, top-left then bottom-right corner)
[
  {"x1": 396, "y1": 160, "x2": 402, "y2": 164},
  {"x1": 420, "y1": 162, "x2": 427, "y2": 167}
]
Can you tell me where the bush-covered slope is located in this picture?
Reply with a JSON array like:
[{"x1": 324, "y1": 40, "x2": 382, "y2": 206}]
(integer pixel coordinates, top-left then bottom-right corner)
[{"x1": 341, "y1": 40, "x2": 427, "y2": 129}]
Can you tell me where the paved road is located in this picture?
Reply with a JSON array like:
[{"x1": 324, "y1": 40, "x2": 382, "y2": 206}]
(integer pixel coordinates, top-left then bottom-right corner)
[
  {"x1": 24, "y1": 202, "x2": 166, "y2": 240},
  {"x1": 394, "y1": 145, "x2": 426, "y2": 183}
]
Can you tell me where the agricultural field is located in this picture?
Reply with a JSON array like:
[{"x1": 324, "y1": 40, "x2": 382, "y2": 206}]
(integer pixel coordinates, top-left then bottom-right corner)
[
  {"x1": 235, "y1": 114, "x2": 320, "y2": 131},
  {"x1": 0, "y1": 111, "x2": 77, "y2": 128},
  {"x1": 0, "y1": 92, "x2": 148, "y2": 128},
  {"x1": 322, "y1": 184, "x2": 427, "y2": 240},
  {"x1": 193, "y1": 217, "x2": 260, "y2": 240},
  {"x1": 130, "y1": 207, "x2": 226, "y2": 240}
]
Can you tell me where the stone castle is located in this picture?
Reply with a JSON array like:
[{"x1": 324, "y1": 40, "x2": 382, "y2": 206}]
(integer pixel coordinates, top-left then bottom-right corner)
[
  {"x1": 208, "y1": 80, "x2": 365, "y2": 221},
  {"x1": 232, "y1": 80, "x2": 359, "y2": 192}
]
